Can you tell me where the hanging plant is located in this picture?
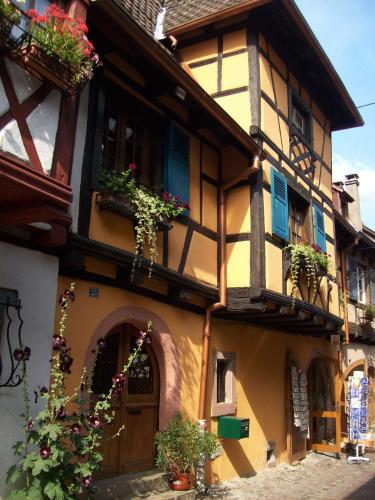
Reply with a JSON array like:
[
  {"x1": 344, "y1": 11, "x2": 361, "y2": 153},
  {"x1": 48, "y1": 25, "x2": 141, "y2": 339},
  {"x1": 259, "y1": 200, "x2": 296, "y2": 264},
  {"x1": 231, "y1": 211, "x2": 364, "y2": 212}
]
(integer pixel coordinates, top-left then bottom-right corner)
[
  {"x1": 99, "y1": 165, "x2": 189, "y2": 279},
  {"x1": 284, "y1": 242, "x2": 330, "y2": 306}
]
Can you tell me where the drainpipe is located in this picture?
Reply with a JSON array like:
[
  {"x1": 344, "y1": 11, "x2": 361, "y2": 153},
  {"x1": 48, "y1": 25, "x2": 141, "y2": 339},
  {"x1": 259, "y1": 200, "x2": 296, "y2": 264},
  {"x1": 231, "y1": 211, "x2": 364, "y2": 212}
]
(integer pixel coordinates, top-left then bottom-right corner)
[{"x1": 197, "y1": 155, "x2": 260, "y2": 421}]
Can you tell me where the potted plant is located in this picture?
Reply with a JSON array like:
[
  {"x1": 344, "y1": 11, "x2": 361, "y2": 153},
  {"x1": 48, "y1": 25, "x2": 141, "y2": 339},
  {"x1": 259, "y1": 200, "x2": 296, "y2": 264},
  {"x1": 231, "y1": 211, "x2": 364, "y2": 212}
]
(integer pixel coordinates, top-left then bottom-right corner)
[
  {"x1": 98, "y1": 165, "x2": 189, "y2": 278},
  {"x1": 284, "y1": 242, "x2": 330, "y2": 305},
  {"x1": 17, "y1": 4, "x2": 100, "y2": 92},
  {"x1": 362, "y1": 304, "x2": 375, "y2": 325},
  {"x1": 0, "y1": 0, "x2": 21, "y2": 39},
  {"x1": 155, "y1": 412, "x2": 220, "y2": 491}
]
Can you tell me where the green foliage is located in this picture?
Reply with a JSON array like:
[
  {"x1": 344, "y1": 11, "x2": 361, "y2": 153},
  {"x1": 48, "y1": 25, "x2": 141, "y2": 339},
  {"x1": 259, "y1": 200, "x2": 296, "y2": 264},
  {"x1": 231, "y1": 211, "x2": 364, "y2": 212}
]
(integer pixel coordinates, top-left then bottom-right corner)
[
  {"x1": 155, "y1": 412, "x2": 220, "y2": 476},
  {"x1": 99, "y1": 168, "x2": 187, "y2": 278},
  {"x1": 7, "y1": 283, "x2": 152, "y2": 499},
  {"x1": 364, "y1": 304, "x2": 375, "y2": 322},
  {"x1": 0, "y1": 0, "x2": 21, "y2": 24},
  {"x1": 284, "y1": 242, "x2": 330, "y2": 306}
]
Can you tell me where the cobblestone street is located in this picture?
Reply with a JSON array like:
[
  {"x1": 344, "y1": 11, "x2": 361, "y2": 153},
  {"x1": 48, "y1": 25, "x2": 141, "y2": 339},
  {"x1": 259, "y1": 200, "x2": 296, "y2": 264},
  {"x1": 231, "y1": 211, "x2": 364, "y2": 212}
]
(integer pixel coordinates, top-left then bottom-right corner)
[{"x1": 209, "y1": 452, "x2": 375, "y2": 499}]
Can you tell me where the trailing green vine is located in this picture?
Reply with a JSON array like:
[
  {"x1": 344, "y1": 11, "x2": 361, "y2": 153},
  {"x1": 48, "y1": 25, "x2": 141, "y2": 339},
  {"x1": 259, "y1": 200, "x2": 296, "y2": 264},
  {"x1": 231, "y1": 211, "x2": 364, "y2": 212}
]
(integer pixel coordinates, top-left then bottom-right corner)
[
  {"x1": 99, "y1": 165, "x2": 189, "y2": 278},
  {"x1": 284, "y1": 242, "x2": 329, "y2": 306}
]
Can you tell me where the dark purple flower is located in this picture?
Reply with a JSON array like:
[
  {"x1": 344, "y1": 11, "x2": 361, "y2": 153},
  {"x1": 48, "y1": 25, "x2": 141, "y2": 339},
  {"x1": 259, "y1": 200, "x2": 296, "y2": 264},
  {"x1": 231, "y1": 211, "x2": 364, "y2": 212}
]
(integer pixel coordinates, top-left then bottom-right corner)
[
  {"x1": 136, "y1": 330, "x2": 151, "y2": 346},
  {"x1": 52, "y1": 334, "x2": 66, "y2": 351},
  {"x1": 162, "y1": 192, "x2": 170, "y2": 203},
  {"x1": 27, "y1": 420, "x2": 33, "y2": 431},
  {"x1": 71, "y1": 422, "x2": 82, "y2": 435},
  {"x1": 58, "y1": 295, "x2": 67, "y2": 308},
  {"x1": 81, "y1": 476, "x2": 93, "y2": 488},
  {"x1": 40, "y1": 386, "x2": 48, "y2": 395},
  {"x1": 59, "y1": 349, "x2": 73, "y2": 373},
  {"x1": 88, "y1": 414, "x2": 101, "y2": 429},
  {"x1": 40, "y1": 445, "x2": 51, "y2": 460},
  {"x1": 96, "y1": 337, "x2": 106, "y2": 350},
  {"x1": 64, "y1": 289, "x2": 75, "y2": 301},
  {"x1": 23, "y1": 347, "x2": 31, "y2": 360},
  {"x1": 128, "y1": 162, "x2": 137, "y2": 171},
  {"x1": 13, "y1": 348, "x2": 24, "y2": 361},
  {"x1": 56, "y1": 406, "x2": 66, "y2": 420}
]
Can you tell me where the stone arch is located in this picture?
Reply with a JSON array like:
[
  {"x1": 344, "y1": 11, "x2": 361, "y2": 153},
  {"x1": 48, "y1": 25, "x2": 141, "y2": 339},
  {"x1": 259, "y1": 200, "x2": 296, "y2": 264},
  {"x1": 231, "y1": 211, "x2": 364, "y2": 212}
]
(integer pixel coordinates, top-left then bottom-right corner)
[
  {"x1": 84, "y1": 305, "x2": 181, "y2": 429},
  {"x1": 342, "y1": 358, "x2": 367, "y2": 383}
]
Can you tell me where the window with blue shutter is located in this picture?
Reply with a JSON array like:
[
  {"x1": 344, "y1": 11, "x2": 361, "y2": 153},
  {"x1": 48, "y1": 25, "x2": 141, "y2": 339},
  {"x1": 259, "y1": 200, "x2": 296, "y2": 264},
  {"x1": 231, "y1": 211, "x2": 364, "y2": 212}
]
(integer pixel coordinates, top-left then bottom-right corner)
[
  {"x1": 313, "y1": 204, "x2": 326, "y2": 253},
  {"x1": 271, "y1": 168, "x2": 289, "y2": 240},
  {"x1": 164, "y1": 122, "x2": 190, "y2": 206},
  {"x1": 348, "y1": 255, "x2": 358, "y2": 301}
]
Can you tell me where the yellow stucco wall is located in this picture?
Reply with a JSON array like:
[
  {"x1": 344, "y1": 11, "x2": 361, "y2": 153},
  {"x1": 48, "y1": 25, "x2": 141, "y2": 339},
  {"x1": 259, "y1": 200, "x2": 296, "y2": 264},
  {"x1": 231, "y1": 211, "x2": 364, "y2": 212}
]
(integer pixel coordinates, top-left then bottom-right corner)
[{"x1": 56, "y1": 276, "x2": 336, "y2": 483}]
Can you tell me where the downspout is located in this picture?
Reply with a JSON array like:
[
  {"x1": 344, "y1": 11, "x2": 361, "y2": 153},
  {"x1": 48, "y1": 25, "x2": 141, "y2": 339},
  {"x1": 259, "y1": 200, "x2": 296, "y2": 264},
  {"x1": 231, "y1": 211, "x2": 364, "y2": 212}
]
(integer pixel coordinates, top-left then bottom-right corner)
[{"x1": 198, "y1": 155, "x2": 260, "y2": 421}]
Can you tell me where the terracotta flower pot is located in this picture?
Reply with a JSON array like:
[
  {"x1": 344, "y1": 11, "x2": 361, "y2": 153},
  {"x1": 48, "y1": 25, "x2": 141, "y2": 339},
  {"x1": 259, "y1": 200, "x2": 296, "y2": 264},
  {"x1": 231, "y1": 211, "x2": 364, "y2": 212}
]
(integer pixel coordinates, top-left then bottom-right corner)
[{"x1": 170, "y1": 472, "x2": 191, "y2": 491}]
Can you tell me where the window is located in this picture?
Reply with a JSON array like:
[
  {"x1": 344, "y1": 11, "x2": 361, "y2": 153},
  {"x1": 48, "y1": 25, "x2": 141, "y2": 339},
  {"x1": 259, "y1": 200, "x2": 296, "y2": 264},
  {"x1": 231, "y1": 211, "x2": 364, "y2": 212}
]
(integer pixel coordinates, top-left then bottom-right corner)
[
  {"x1": 100, "y1": 84, "x2": 164, "y2": 190},
  {"x1": 212, "y1": 351, "x2": 236, "y2": 417},
  {"x1": 348, "y1": 256, "x2": 367, "y2": 304},
  {"x1": 358, "y1": 265, "x2": 366, "y2": 304},
  {"x1": 290, "y1": 94, "x2": 311, "y2": 143},
  {"x1": 289, "y1": 198, "x2": 307, "y2": 245}
]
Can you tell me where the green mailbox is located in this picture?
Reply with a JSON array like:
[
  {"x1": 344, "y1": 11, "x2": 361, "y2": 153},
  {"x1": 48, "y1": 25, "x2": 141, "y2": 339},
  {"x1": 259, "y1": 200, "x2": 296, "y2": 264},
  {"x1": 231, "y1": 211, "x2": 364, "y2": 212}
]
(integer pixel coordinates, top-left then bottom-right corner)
[{"x1": 218, "y1": 416, "x2": 250, "y2": 440}]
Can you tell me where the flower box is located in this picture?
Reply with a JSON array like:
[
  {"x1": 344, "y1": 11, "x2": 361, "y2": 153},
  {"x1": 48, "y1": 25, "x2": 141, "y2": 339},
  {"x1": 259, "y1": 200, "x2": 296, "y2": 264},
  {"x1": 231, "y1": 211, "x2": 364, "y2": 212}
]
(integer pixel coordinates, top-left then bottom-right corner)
[
  {"x1": 11, "y1": 42, "x2": 84, "y2": 94},
  {"x1": 96, "y1": 192, "x2": 173, "y2": 232}
]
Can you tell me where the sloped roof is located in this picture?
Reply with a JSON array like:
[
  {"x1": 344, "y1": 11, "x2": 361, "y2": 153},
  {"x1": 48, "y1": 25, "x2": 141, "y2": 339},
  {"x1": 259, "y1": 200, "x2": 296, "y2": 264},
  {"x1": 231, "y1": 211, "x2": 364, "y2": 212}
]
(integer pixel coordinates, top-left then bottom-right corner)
[
  {"x1": 164, "y1": 0, "x2": 248, "y2": 31},
  {"x1": 117, "y1": 0, "x2": 163, "y2": 37}
]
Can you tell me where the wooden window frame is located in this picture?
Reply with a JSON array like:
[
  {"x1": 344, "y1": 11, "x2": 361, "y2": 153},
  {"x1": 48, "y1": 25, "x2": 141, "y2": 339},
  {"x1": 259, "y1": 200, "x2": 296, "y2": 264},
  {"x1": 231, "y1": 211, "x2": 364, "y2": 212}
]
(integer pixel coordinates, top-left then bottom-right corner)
[
  {"x1": 288, "y1": 188, "x2": 310, "y2": 245},
  {"x1": 99, "y1": 81, "x2": 165, "y2": 191},
  {"x1": 289, "y1": 90, "x2": 312, "y2": 145},
  {"x1": 211, "y1": 351, "x2": 236, "y2": 417}
]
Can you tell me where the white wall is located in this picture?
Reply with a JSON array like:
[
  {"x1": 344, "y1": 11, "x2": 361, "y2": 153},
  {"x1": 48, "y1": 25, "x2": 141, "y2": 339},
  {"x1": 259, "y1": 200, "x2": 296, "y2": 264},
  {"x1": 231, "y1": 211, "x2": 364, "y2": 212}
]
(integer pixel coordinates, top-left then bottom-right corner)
[
  {"x1": 342, "y1": 343, "x2": 375, "y2": 372},
  {"x1": 0, "y1": 242, "x2": 58, "y2": 497},
  {"x1": 0, "y1": 58, "x2": 61, "y2": 175}
]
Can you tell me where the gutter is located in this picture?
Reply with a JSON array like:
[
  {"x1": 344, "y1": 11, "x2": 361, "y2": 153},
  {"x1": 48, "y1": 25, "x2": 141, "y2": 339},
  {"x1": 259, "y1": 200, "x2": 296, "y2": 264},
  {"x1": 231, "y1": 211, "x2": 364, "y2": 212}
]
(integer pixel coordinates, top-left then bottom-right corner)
[{"x1": 198, "y1": 155, "x2": 260, "y2": 420}]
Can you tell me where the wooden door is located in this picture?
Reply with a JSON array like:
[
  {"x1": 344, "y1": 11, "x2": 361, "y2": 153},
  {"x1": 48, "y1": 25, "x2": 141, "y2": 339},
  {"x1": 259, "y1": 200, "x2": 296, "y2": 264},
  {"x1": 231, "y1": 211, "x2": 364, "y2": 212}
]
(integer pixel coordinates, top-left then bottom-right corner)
[
  {"x1": 307, "y1": 357, "x2": 341, "y2": 454},
  {"x1": 92, "y1": 324, "x2": 159, "y2": 479}
]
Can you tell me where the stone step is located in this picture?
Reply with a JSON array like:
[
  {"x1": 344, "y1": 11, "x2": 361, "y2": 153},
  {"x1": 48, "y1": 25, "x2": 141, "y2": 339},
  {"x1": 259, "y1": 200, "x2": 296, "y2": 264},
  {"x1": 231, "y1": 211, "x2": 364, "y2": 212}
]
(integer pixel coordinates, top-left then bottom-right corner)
[{"x1": 94, "y1": 470, "x2": 196, "y2": 500}]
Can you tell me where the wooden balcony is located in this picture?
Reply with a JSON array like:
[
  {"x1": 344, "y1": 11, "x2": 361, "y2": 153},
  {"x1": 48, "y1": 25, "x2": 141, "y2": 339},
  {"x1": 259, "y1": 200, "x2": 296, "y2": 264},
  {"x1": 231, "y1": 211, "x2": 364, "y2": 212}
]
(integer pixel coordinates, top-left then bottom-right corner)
[
  {"x1": 0, "y1": 150, "x2": 72, "y2": 247},
  {"x1": 221, "y1": 287, "x2": 343, "y2": 336}
]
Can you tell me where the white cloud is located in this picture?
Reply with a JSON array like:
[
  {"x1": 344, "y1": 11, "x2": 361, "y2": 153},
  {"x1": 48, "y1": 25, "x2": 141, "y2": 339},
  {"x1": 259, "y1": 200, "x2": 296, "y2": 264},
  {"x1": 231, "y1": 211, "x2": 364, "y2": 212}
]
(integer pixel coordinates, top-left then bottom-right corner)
[{"x1": 333, "y1": 153, "x2": 375, "y2": 229}]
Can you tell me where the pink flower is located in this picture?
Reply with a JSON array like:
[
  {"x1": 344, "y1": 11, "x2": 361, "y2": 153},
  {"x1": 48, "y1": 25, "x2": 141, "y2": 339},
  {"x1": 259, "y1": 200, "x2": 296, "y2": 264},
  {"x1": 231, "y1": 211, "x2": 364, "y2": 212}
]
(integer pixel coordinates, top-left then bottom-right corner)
[
  {"x1": 128, "y1": 163, "x2": 137, "y2": 171},
  {"x1": 162, "y1": 192, "x2": 170, "y2": 202},
  {"x1": 40, "y1": 446, "x2": 51, "y2": 460}
]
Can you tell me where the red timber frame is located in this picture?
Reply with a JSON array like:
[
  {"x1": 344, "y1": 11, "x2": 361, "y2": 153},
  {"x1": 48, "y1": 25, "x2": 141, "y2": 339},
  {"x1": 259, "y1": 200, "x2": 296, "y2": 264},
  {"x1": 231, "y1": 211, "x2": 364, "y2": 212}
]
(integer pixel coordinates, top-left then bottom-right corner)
[{"x1": 0, "y1": 0, "x2": 90, "y2": 246}]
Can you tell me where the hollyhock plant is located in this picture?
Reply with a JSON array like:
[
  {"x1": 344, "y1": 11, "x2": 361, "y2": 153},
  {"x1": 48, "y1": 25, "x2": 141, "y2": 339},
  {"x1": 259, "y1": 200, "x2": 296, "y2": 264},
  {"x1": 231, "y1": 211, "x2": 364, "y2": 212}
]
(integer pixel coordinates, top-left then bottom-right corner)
[
  {"x1": 26, "y1": 3, "x2": 101, "y2": 84},
  {"x1": 6, "y1": 283, "x2": 152, "y2": 499}
]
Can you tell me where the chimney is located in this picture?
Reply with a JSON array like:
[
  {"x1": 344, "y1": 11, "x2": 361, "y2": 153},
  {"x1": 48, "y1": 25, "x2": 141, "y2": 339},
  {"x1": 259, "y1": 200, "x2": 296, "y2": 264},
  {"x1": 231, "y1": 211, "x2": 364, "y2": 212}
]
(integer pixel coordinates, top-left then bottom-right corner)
[{"x1": 345, "y1": 173, "x2": 362, "y2": 229}]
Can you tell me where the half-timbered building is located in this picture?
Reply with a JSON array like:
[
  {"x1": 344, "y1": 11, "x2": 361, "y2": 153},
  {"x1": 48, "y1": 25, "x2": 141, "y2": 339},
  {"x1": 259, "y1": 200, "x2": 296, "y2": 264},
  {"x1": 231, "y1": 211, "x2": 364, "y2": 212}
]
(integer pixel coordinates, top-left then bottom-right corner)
[{"x1": 0, "y1": 0, "x2": 365, "y2": 492}]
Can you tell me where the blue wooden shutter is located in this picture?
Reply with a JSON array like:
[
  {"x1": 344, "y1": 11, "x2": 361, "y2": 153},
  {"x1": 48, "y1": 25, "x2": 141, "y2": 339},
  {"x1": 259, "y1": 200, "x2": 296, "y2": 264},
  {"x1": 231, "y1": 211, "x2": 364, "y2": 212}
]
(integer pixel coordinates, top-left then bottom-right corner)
[
  {"x1": 164, "y1": 122, "x2": 189, "y2": 205},
  {"x1": 370, "y1": 269, "x2": 375, "y2": 304},
  {"x1": 348, "y1": 255, "x2": 358, "y2": 301},
  {"x1": 271, "y1": 168, "x2": 289, "y2": 240},
  {"x1": 313, "y1": 204, "x2": 326, "y2": 253}
]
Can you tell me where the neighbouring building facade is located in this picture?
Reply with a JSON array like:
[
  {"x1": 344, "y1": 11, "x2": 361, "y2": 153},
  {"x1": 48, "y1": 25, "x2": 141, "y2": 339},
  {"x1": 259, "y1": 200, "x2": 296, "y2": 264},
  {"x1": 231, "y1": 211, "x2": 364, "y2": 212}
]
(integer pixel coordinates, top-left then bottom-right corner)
[
  {"x1": 333, "y1": 175, "x2": 375, "y2": 445},
  {"x1": 0, "y1": 0, "x2": 366, "y2": 494},
  {"x1": 0, "y1": 0, "x2": 88, "y2": 495}
]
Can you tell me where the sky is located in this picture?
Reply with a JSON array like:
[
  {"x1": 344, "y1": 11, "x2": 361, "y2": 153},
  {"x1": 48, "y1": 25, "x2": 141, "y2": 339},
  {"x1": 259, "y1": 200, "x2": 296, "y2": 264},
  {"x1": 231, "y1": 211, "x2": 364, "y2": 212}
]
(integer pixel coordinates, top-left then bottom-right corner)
[{"x1": 295, "y1": 0, "x2": 375, "y2": 228}]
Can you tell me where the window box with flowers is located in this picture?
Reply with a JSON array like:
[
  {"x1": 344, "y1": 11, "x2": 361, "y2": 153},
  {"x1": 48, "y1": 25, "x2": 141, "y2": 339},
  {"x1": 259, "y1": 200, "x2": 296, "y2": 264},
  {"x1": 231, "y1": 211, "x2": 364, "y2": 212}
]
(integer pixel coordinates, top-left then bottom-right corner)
[
  {"x1": 284, "y1": 242, "x2": 330, "y2": 305},
  {"x1": 97, "y1": 165, "x2": 190, "y2": 277},
  {"x1": 2, "y1": 3, "x2": 100, "y2": 93}
]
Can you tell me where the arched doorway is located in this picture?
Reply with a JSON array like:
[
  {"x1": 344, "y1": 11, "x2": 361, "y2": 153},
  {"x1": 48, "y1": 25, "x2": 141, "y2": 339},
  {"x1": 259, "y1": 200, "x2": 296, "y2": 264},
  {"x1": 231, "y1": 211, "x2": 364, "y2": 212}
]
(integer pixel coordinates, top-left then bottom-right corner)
[
  {"x1": 92, "y1": 323, "x2": 160, "y2": 479},
  {"x1": 307, "y1": 357, "x2": 340, "y2": 454},
  {"x1": 340, "y1": 361, "x2": 365, "y2": 441}
]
